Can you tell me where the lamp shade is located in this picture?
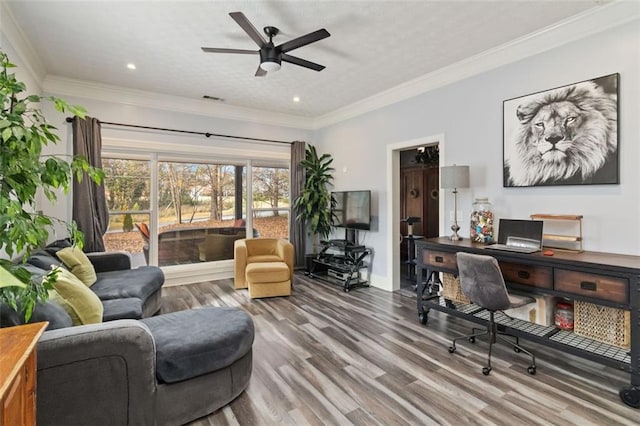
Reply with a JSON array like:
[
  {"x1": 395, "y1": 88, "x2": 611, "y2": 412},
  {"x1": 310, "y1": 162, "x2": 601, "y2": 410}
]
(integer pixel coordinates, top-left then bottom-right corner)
[{"x1": 440, "y1": 165, "x2": 470, "y2": 189}]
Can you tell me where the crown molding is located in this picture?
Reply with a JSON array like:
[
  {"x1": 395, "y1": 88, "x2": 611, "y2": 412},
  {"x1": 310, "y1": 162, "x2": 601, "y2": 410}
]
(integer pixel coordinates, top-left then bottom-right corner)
[
  {"x1": 0, "y1": 1, "x2": 47, "y2": 89},
  {"x1": 312, "y1": 1, "x2": 640, "y2": 129},
  {"x1": 42, "y1": 75, "x2": 315, "y2": 130}
]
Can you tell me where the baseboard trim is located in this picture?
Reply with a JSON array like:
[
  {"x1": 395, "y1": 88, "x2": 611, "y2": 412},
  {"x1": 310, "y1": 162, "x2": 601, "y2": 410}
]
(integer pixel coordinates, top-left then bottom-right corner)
[{"x1": 162, "y1": 260, "x2": 234, "y2": 287}]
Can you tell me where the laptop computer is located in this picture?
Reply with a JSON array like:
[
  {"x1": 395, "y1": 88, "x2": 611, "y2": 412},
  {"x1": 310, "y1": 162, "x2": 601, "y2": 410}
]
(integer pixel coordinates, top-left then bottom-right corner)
[{"x1": 485, "y1": 219, "x2": 543, "y2": 254}]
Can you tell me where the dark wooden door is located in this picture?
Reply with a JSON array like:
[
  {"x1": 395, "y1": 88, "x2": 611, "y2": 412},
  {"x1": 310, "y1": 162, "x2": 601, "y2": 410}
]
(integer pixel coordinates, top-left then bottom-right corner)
[{"x1": 400, "y1": 167, "x2": 439, "y2": 274}]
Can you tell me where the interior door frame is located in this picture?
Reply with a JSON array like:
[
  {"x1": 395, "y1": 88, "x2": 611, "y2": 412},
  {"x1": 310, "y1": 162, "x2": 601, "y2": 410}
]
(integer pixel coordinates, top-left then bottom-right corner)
[{"x1": 386, "y1": 134, "x2": 444, "y2": 292}]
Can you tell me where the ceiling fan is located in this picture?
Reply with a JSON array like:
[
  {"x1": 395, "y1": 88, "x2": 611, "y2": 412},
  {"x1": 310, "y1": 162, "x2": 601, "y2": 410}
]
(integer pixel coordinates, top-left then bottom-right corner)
[{"x1": 202, "y1": 12, "x2": 330, "y2": 77}]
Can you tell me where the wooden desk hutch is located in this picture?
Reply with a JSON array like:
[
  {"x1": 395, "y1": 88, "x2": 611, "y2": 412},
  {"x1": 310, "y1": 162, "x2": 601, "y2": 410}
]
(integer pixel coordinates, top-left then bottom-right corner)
[{"x1": 415, "y1": 238, "x2": 639, "y2": 408}]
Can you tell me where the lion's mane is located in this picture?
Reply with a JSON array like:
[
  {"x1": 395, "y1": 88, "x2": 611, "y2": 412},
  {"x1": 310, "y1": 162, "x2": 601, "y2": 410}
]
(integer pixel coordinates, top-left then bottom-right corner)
[{"x1": 506, "y1": 81, "x2": 617, "y2": 186}]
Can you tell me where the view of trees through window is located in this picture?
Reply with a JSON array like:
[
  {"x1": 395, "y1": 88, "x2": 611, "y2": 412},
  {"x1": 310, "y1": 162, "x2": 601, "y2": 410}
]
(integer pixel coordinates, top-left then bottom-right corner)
[
  {"x1": 159, "y1": 161, "x2": 236, "y2": 225},
  {"x1": 252, "y1": 166, "x2": 290, "y2": 236},
  {"x1": 102, "y1": 157, "x2": 289, "y2": 267},
  {"x1": 102, "y1": 158, "x2": 150, "y2": 266}
]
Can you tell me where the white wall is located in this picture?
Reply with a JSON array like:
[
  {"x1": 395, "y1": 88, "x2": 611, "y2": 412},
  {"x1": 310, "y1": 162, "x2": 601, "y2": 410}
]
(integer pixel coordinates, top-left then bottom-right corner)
[{"x1": 315, "y1": 20, "x2": 640, "y2": 289}]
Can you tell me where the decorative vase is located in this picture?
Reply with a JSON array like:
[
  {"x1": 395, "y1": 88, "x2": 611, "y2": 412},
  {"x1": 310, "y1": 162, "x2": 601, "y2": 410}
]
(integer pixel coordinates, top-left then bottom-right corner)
[{"x1": 470, "y1": 197, "x2": 494, "y2": 243}]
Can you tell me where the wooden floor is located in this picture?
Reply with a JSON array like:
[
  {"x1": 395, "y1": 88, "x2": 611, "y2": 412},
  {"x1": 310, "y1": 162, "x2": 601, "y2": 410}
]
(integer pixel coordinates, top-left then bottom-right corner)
[{"x1": 159, "y1": 273, "x2": 638, "y2": 425}]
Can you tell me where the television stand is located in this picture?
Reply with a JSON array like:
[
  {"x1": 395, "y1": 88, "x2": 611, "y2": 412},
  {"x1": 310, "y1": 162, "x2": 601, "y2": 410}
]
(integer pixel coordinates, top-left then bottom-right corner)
[{"x1": 310, "y1": 240, "x2": 371, "y2": 292}]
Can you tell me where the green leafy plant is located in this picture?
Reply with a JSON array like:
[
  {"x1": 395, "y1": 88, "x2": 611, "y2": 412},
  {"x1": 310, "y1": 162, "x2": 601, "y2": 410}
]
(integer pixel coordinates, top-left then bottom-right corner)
[
  {"x1": 123, "y1": 213, "x2": 134, "y2": 232},
  {"x1": 293, "y1": 145, "x2": 335, "y2": 250},
  {"x1": 0, "y1": 50, "x2": 104, "y2": 320}
]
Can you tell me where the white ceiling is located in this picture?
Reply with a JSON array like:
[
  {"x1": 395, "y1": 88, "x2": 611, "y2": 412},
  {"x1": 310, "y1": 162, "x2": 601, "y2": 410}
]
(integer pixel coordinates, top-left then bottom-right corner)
[{"x1": 5, "y1": 0, "x2": 609, "y2": 119}]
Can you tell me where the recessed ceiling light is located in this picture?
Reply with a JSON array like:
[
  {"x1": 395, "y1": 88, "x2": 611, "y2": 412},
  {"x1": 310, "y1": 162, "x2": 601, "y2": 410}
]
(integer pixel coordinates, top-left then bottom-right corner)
[
  {"x1": 293, "y1": 96, "x2": 300, "y2": 103},
  {"x1": 126, "y1": 63, "x2": 136, "y2": 70}
]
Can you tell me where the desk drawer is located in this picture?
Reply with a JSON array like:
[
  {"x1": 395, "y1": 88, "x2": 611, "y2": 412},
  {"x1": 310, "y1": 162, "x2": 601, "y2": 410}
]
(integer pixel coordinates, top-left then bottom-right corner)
[
  {"x1": 499, "y1": 262, "x2": 552, "y2": 289},
  {"x1": 422, "y1": 250, "x2": 457, "y2": 270},
  {"x1": 554, "y1": 269, "x2": 628, "y2": 304}
]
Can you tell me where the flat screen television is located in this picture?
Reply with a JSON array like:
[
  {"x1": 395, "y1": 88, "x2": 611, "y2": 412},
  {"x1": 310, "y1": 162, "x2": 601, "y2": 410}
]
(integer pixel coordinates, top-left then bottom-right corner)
[{"x1": 331, "y1": 190, "x2": 371, "y2": 230}]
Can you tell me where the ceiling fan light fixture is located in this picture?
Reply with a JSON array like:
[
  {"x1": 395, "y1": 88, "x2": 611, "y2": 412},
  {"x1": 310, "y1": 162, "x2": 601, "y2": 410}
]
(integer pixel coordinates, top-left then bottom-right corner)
[
  {"x1": 259, "y1": 60, "x2": 281, "y2": 72},
  {"x1": 202, "y1": 12, "x2": 329, "y2": 76}
]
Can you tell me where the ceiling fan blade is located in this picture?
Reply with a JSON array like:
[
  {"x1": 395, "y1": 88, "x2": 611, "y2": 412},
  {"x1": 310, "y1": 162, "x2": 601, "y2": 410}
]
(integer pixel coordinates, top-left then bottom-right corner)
[
  {"x1": 201, "y1": 47, "x2": 257, "y2": 55},
  {"x1": 281, "y1": 54, "x2": 325, "y2": 71},
  {"x1": 277, "y1": 29, "x2": 330, "y2": 53},
  {"x1": 255, "y1": 66, "x2": 267, "y2": 77},
  {"x1": 229, "y1": 12, "x2": 267, "y2": 48}
]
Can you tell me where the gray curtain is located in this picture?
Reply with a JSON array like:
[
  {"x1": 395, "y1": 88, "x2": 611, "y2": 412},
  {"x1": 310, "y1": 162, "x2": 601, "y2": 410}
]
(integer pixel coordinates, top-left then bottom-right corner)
[
  {"x1": 72, "y1": 117, "x2": 109, "y2": 252},
  {"x1": 290, "y1": 141, "x2": 306, "y2": 268}
]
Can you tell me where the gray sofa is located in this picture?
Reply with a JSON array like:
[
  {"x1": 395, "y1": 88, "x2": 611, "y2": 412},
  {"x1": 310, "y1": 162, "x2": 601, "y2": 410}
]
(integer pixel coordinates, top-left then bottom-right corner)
[
  {"x1": 2, "y1": 241, "x2": 254, "y2": 425},
  {"x1": 2, "y1": 241, "x2": 163, "y2": 327},
  {"x1": 37, "y1": 307, "x2": 254, "y2": 426}
]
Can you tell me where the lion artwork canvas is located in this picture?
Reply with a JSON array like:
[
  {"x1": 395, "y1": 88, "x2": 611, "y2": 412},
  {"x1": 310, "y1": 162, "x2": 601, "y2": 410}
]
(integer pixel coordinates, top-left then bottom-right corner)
[{"x1": 503, "y1": 74, "x2": 619, "y2": 187}]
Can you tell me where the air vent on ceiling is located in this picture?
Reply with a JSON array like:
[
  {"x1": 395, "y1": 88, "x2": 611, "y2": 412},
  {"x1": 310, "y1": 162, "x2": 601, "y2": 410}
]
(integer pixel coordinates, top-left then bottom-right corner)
[{"x1": 202, "y1": 95, "x2": 224, "y2": 101}]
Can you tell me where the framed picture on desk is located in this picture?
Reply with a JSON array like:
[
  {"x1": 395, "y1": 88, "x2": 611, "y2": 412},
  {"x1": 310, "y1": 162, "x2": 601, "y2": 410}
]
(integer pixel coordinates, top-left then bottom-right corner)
[{"x1": 503, "y1": 73, "x2": 619, "y2": 187}]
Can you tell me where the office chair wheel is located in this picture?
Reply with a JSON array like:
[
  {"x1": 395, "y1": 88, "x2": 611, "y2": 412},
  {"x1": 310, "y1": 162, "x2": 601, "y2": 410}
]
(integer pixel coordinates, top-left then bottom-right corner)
[
  {"x1": 482, "y1": 367, "x2": 492, "y2": 376},
  {"x1": 619, "y1": 385, "x2": 640, "y2": 408},
  {"x1": 527, "y1": 366, "x2": 536, "y2": 375},
  {"x1": 468, "y1": 336, "x2": 476, "y2": 344},
  {"x1": 514, "y1": 346, "x2": 521, "y2": 353},
  {"x1": 418, "y1": 312, "x2": 428, "y2": 325},
  {"x1": 344, "y1": 287, "x2": 350, "y2": 293},
  {"x1": 448, "y1": 346, "x2": 456, "y2": 354}
]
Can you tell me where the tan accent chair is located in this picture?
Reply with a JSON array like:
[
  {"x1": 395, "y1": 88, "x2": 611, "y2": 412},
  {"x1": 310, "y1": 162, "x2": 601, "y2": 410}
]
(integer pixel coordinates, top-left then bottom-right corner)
[{"x1": 234, "y1": 238, "x2": 294, "y2": 298}]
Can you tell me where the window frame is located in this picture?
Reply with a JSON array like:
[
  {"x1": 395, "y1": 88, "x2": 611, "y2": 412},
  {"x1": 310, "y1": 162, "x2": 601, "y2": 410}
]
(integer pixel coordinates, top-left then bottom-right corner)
[{"x1": 101, "y1": 137, "x2": 291, "y2": 271}]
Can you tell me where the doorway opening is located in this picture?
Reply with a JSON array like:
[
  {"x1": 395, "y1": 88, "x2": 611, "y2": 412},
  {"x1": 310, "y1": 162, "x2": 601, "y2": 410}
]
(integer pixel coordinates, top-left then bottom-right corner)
[
  {"x1": 399, "y1": 146, "x2": 440, "y2": 291},
  {"x1": 386, "y1": 134, "x2": 445, "y2": 292}
]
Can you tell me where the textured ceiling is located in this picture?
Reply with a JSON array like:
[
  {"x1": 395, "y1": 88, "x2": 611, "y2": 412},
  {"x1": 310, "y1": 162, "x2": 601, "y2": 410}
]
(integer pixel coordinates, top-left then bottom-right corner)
[{"x1": 6, "y1": 1, "x2": 606, "y2": 118}]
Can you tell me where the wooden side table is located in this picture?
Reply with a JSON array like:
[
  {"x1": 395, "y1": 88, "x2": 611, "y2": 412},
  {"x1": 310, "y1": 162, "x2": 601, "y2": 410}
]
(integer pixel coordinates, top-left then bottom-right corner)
[{"x1": 0, "y1": 322, "x2": 48, "y2": 426}]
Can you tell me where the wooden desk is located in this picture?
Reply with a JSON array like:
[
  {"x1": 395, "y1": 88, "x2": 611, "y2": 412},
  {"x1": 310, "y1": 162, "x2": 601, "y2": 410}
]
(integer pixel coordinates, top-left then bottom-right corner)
[
  {"x1": 415, "y1": 237, "x2": 639, "y2": 408},
  {"x1": 0, "y1": 322, "x2": 48, "y2": 425}
]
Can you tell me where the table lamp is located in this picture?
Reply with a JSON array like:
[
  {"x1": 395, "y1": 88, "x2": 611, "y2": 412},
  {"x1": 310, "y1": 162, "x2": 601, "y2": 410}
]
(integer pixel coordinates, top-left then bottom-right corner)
[
  {"x1": 401, "y1": 216, "x2": 421, "y2": 236},
  {"x1": 440, "y1": 165, "x2": 470, "y2": 241}
]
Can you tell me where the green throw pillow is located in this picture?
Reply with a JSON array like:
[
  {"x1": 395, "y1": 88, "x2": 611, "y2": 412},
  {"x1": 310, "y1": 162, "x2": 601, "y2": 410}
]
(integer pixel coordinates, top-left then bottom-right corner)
[
  {"x1": 48, "y1": 268, "x2": 103, "y2": 326},
  {"x1": 56, "y1": 246, "x2": 97, "y2": 287}
]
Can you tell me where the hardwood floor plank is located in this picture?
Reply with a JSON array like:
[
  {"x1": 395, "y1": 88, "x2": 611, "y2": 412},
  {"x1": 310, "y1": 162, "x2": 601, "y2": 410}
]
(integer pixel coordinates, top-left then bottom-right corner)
[
  {"x1": 341, "y1": 364, "x2": 435, "y2": 425},
  {"x1": 299, "y1": 323, "x2": 386, "y2": 378},
  {"x1": 287, "y1": 357, "x2": 360, "y2": 414},
  {"x1": 277, "y1": 363, "x2": 354, "y2": 424},
  {"x1": 343, "y1": 407, "x2": 385, "y2": 426},
  {"x1": 158, "y1": 274, "x2": 639, "y2": 425},
  {"x1": 379, "y1": 373, "x2": 485, "y2": 425},
  {"x1": 305, "y1": 354, "x2": 424, "y2": 426},
  {"x1": 287, "y1": 406, "x2": 325, "y2": 426}
]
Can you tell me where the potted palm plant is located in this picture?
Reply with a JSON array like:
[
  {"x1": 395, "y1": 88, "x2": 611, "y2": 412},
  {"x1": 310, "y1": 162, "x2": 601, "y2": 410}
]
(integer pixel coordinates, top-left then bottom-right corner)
[
  {"x1": 0, "y1": 50, "x2": 104, "y2": 321},
  {"x1": 293, "y1": 145, "x2": 335, "y2": 253}
]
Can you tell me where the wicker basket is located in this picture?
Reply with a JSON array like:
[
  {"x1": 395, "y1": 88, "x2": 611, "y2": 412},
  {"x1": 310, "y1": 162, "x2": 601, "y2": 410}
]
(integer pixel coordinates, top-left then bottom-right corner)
[
  {"x1": 441, "y1": 273, "x2": 471, "y2": 304},
  {"x1": 574, "y1": 300, "x2": 631, "y2": 349}
]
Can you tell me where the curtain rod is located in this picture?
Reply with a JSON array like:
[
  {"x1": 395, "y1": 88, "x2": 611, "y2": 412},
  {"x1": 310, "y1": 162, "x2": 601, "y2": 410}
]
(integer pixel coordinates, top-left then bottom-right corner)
[{"x1": 65, "y1": 117, "x2": 293, "y2": 145}]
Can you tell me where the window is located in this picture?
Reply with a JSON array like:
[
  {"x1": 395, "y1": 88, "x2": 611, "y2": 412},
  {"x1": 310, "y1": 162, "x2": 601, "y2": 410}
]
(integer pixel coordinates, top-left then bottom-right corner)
[
  {"x1": 251, "y1": 166, "x2": 289, "y2": 239},
  {"x1": 102, "y1": 155, "x2": 290, "y2": 268},
  {"x1": 102, "y1": 158, "x2": 150, "y2": 267},
  {"x1": 156, "y1": 161, "x2": 241, "y2": 266}
]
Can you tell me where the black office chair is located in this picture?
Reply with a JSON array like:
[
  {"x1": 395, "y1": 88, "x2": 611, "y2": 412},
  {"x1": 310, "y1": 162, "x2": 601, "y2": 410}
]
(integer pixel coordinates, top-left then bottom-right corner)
[{"x1": 448, "y1": 252, "x2": 537, "y2": 376}]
